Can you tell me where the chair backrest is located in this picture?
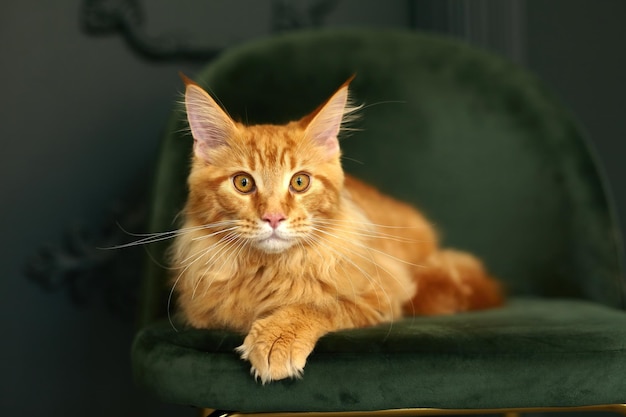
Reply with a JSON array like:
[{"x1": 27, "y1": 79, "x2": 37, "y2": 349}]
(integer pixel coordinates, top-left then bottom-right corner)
[{"x1": 139, "y1": 29, "x2": 625, "y2": 325}]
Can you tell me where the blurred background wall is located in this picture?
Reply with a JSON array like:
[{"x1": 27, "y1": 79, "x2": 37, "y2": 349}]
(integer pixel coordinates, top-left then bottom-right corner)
[{"x1": 1, "y1": 0, "x2": 624, "y2": 415}]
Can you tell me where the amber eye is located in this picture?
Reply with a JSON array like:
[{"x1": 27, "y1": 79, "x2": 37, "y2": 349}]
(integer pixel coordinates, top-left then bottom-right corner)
[
  {"x1": 233, "y1": 173, "x2": 256, "y2": 194},
  {"x1": 290, "y1": 172, "x2": 311, "y2": 193}
]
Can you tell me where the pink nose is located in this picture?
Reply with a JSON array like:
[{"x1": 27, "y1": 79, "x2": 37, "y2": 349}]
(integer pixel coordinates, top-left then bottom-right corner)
[{"x1": 262, "y1": 213, "x2": 286, "y2": 229}]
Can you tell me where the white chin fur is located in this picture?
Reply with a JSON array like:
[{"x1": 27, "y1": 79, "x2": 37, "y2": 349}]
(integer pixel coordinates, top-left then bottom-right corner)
[{"x1": 255, "y1": 236, "x2": 294, "y2": 253}]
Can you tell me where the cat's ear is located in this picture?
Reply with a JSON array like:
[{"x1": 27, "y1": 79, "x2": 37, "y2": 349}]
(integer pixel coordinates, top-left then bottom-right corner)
[
  {"x1": 302, "y1": 75, "x2": 358, "y2": 158},
  {"x1": 181, "y1": 73, "x2": 237, "y2": 162}
]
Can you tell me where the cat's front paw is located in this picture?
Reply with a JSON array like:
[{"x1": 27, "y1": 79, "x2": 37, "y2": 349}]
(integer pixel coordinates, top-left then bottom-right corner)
[{"x1": 235, "y1": 320, "x2": 315, "y2": 384}]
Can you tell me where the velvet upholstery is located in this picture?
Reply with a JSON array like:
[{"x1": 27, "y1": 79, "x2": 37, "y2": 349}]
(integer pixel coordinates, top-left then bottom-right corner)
[
  {"x1": 133, "y1": 298, "x2": 626, "y2": 411},
  {"x1": 132, "y1": 29, "x2": 626, "y2": 411}
]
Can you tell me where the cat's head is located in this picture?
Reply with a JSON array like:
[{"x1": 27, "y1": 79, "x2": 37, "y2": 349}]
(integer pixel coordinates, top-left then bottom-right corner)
[{"x1": 182, "y1": 75, "x2": 358, "y2": 254}]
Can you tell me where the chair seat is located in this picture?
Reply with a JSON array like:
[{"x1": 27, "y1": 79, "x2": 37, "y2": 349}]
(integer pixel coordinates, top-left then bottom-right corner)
[{"x1": 132, "y1": 298, "x2": 626, "y2": 412}]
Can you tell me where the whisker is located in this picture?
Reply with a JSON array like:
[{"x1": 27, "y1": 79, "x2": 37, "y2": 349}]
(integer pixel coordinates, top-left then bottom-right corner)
[
  {"x1": 311, "y1": 223, "x2": 425, "y2": 328},
  {"x1": 312, "y1": 226, "x2": 426, "y2": 270},
  {"x1": 191, "y1": 226, "x2": 240, "y2": 241},
  {"x1": 176, "y1": 229, "x2": 240, "y2": 266},
  {"x1": 299, "y1": 236, "x2": 344, "y2": 303},
  {"x1": 102, "y1": 230, "x2": 182, "y2": 249},
  {"x1": 193, "y1": 233, "x2": 241, "y2": 299},
  {"x1": 167, "y1": 230, "x2": 244, "y2": 329},
  {"x1": 307, "y1": 231, "x2": 393, "y2": 321},
  {"x1": 167, "y1": 274, "x2": 182, "y2": 332},
  {"x1": 340, "y1": 156, "x2": 365, "y2": 165},
  {"x1": 141, "y1": 244, "x2": 171, "y2": 270},
  {"x1": 359, "y1": 100, "x2": 407, "y2": 111},
  {"x1": 216, "y1": 234, "x2": 250, "y2": 297},
  {"x1": 102, "y1": 220, "x2": 239, "y2": 249},
  {"x1": 313, "y1": 217, "x2": 431, "y2": 231},
  {"x1": 312, "y1": 220, "x2": 420, "y2": 244},
  {"x1": 164, "y1": 228, "x2": 235, "y2": 332}
]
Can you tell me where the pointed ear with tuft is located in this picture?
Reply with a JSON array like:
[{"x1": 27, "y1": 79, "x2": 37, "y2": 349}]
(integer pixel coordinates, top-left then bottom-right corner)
[
  {"x1": 302, "y1": 75, "x2": 357, "y2": 159},
  {"x1": 181, "y1": 73, "x2": 237, "y2": 163}
]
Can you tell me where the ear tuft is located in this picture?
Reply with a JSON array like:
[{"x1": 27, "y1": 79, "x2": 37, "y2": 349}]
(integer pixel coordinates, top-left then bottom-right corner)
[
  {"x1": 182, "y1": 74, "x2": 236, "y2": 162},
  {"x1": 303, "y1": 76, "x2": 360, "y2": 158}
]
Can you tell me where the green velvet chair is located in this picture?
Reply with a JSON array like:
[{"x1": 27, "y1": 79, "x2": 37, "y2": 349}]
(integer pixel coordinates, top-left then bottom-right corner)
[{"x1": 132, "y1": 29, "x2": 626, "y2": 416}]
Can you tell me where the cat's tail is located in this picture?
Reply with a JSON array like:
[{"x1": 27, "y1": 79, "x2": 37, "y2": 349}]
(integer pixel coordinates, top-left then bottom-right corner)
[{"x1": 404, "y1": 249, "x2": 504, "y2": 316}]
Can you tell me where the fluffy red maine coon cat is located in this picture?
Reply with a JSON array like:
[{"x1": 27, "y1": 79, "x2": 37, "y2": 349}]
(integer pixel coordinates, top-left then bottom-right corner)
[{"x1": 171, "y1": 75, "x2": 503, "y2": 383}]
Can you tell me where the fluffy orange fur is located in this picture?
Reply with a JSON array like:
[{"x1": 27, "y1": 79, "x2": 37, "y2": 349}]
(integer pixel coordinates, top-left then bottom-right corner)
[{"x1": 172, "y1": 75, "x2": 503, "y2": 383}]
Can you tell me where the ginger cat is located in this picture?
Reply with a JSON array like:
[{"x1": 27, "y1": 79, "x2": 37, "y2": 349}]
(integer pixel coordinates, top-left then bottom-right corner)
[{"x1": 172, "y1": 75, "x2": 503, "y2": 383}]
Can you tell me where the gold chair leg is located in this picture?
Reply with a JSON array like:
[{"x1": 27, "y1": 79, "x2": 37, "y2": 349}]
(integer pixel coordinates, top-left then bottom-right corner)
[
  {"x1": 200, "y1": 405, "x2": 626, "y2": 417},
  {"x1": 201, "y1": 409, "x2": 233, "y2": 417},
  {"x1": 609, "y1": 404, "x2": 626, "y2": 416}
]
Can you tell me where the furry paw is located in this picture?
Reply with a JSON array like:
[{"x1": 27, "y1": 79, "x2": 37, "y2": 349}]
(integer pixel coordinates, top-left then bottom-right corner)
[{"x1": 235, "y1": 320, "x2": 315, "y2": 384}]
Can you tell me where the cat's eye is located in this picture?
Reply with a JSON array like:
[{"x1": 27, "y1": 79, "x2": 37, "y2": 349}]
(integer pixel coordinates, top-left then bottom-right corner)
[
  {"x1": 233, "y1": 173, "x2": 256, "y2": 194},
  {"x1": 290, "y1": 172, "x2": 311, "y2": 193}
]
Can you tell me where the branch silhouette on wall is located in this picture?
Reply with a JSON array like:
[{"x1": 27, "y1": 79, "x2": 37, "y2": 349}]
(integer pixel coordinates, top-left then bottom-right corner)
[
  {"x1": 80, "y1": 0, "x2": 339, "y2": 61},
  {"x1": 25, "y1": 196, "x2": 148, "y2": 320}
]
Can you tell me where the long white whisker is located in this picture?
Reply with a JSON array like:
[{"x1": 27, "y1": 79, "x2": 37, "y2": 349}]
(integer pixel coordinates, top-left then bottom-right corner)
[
  {"x1": 167, "y1": 274, "x2": 182, "y2": 332},
  {"x1": 193, "y1": 232, "x2": 241, "y2": 299},
  {"x1": 168, "y1": 230, "x2": 240, "y2": 326},
  {"x1": 191, "y1": 226, "x2": 240, "y2": 241},
  {"x1": 216, "y1": 235, "x2": 250, "y2": 297},
  {"x1": 307, "y1": 231, "x2": 393, "y2": 321},
  {"x1": 177, "y1": 229, "x2": 240, "y2": 266},
  {"x1": 312, "y1": 217, "x2": 427, "y2": 230},
  {"x1": 103, "y1": 220, "x2": 240, "y2": 249},
  {"x1": 300, "y1": 236, "x2": 344, "y2": 302},
  {"x1": 311, "y1": 223, "x2": 425, "y2": 327},
  {"x1": 312, "y1": 226, "x2": 426, "y2": 270},
  {"x1": 312, "y1": 220, "x2": 420, "y2": 244}
]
